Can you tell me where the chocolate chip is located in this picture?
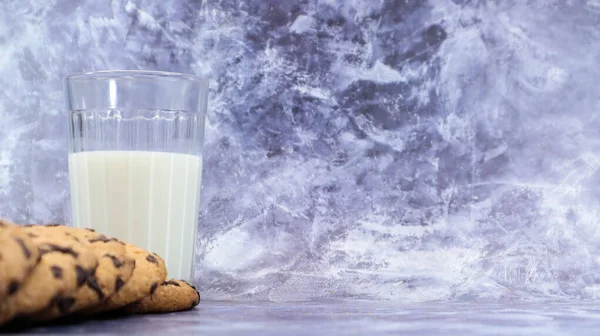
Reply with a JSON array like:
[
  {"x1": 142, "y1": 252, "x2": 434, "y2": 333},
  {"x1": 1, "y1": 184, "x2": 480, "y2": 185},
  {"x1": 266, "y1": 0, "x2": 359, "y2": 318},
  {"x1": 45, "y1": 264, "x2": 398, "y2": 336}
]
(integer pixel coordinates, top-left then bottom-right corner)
[
  {"x1": 65, "y1": 232, "x2": 80, "y2": 242},
  {"x1": 150, "y1": 282, "x2": 158, "y2": 295},
  {"x1": 85, "y1": 228, "x2": 96, "y2": 232},
  {"x1": 110, "y1": 237, "x2": 126, "y2": 245},
  {"x1": 103, "y1": 254, "x2": 123, "y2": 268},
  {"x1": 146, "y1": 254, "x2": 158, "y2": 264},
  {"x1": 13, "y1": 237, "x2": 32, "y2": 259},
  {"x1": 189, "y1": 299, "x2": 199, "y2": 310},
  {"x1": 182, "y1": 280, "x2": 197, "y2": 291},
  {"x1": 49, "y1": 295, "x2": 76, "y2": 314},
  {"x1": 56, "y1": 297, "x2": 76, "y2": 313},
  {"x1": 163, "y1": 280, "x2": 181, "y2": 287},
  {"x1": 8, "y1": 280, "x2": 19, "y2": 295},
  {"x1": 51, "y1": 265, "x2": 63, "y2": 279},
  {"x1": 40, "y1": 244, "x2": 79, "y2": 258},
  {"x1": 76, "y1": 265, "x2": 88, "y2": 286},
  {"x1": 46, "y1": 224, "x2": 61, "y2": 227},
  {"x1": 26, "y1": 232, "x2": 38, "y2": 238},
  {"x1": 23, "y1": 224, "x2": 36, "y2": 227},
  {"x1": 88, "y1": 235, "x2": 112, "y2": 243},
  {"x1": 115, "y1": 277, "x2": 125, "y2": 292},
  {"x1": 86, "y1": 276, "x2": 105, "y2": 300}
]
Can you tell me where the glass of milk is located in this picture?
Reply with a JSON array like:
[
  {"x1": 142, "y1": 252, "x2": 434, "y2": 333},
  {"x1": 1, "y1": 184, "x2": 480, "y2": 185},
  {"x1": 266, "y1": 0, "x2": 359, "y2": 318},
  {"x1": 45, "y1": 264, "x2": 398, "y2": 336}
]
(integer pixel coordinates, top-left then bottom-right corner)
[{"x1": 65, "y1": 70, "x2": 209, "y2": 283}]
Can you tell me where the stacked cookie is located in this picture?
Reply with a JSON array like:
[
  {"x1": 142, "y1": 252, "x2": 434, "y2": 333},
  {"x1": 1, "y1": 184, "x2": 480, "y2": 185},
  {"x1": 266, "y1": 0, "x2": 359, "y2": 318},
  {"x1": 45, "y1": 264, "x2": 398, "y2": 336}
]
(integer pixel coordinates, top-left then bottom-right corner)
[{"x1": 0, "y1": 219, "x2": 200, "y2": 328}]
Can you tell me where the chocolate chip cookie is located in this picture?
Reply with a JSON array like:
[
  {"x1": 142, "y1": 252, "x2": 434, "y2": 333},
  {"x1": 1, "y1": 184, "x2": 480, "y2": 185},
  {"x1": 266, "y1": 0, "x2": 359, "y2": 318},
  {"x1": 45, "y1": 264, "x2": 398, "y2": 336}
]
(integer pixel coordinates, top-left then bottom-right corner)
[
  {"x1": 0, "y1": 225, "x2": 98, "y2": 324},
  {"x1": 31, "y1": 226, "x2": 135, "y2": 320},
  {"x1": 0, "y1": 220, "x2": 40, "y2": 301},
  {"x1": 86, "y1": 242, "x2": 167, "y2": 314},
  {"x1": 120, "y1": 280, "x2": 200, "y2": 314}
]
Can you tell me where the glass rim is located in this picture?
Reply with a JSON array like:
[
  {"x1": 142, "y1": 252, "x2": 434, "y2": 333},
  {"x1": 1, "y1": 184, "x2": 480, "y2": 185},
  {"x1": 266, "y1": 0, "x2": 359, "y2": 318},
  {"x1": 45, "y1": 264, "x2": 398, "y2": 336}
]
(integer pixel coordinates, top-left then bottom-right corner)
[{"x1": 65, "y1": 70, "x2": 208, "y2": 83}]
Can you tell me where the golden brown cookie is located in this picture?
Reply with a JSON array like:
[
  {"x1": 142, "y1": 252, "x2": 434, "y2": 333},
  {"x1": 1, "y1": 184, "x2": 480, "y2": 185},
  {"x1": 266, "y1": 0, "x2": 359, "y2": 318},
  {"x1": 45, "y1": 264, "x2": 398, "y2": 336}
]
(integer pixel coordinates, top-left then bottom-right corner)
[
  {"x1": 85, "y1": 242, "x2": 167, "y2": 314},
  {"x1": 0, "y1": 218, "x2": 15, "y2": 228},
  {"x1": 31, "y1": 226, "x2": 135, "y2": 321},
  {"x1": 120, "y1": 280, "x2": 200, "y2": 314},
  {"x1": 0, "y1": 220, "x2": 40, "y2": 301},
  {"x1": 0, "y1": 224, "x2": 98, "y2": 324}
]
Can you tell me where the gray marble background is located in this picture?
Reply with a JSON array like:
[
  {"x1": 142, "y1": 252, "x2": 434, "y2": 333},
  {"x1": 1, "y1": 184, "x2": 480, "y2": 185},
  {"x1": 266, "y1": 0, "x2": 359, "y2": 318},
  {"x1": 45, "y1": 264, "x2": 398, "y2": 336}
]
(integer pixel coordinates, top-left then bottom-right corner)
[{"x1": 1, "y1": 0, "x2": 599, "y2": 302}]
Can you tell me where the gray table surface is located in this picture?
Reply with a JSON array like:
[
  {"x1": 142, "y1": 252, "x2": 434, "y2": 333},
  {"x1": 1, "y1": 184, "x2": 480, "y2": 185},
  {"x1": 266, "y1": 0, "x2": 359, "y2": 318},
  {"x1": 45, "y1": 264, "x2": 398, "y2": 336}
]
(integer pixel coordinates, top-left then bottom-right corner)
[{"x1": 19, "y1": 300, "x2": 600, "y2": 335}]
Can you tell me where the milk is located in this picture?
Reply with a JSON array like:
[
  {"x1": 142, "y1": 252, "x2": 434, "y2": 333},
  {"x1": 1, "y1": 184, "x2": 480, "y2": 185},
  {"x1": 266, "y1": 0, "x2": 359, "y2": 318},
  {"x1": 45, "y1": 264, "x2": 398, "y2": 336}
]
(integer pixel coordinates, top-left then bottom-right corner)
[{"x1": 68, "y1": 150, "x2": 202, "y2": 281}]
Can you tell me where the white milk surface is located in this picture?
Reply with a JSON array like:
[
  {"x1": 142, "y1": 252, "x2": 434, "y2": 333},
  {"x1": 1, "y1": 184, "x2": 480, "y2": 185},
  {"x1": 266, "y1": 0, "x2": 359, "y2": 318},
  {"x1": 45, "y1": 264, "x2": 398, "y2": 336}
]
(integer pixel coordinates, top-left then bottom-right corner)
[{"x1": 69, "y1": 150, "x2": 202, "y2": 281}]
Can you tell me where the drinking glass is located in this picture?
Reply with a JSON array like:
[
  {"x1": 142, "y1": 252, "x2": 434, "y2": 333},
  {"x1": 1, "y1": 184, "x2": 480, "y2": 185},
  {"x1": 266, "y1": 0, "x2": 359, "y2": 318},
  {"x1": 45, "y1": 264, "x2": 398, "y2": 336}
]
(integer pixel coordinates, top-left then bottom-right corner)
[{"x1": 65, "y1": 70, "x2": 209, "y2": 282}]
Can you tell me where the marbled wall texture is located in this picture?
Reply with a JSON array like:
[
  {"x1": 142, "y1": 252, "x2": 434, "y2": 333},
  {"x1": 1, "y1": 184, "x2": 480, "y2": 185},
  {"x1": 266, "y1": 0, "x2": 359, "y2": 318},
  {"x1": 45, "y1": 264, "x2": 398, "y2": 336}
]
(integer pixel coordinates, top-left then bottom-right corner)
[{"x1": 1, "y1": 0, "x2": 599, "y2": 301}]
